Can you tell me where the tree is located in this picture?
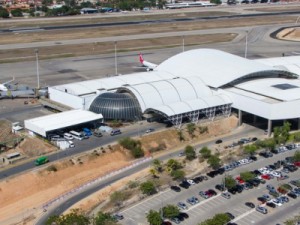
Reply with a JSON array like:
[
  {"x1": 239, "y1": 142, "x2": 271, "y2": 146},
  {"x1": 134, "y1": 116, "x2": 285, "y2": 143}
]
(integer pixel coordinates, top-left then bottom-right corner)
[
  {"x1": 46, "y1": 209, "x2": 90, "y2": 225},
  {"x1": 210, "y1": 0, "x2": 221, "y2": 4},
  {"x1": 185, "y1": 145, "x2": 196, "y2": 160},
  {"x1": 162, "y1": 204, "x2": 180, "y2": 219},
  {"x1": 11, "y1": 8, "x2": 23, "y2": 17},
  {"x1": 293, "y1": 150, "x2": 300, "y2": 162},
  {"x1": 119, "y1": 137, "x2": 144, "y2": 158},
  {"x1": 187, "y1": 123, "x2": 196, "y2": 137},
  {"x1": 0, "y1": 7, "x2": 9, "y2": 18},
  {"x1": 224, "y1": 175, "x2": 236, "y2": 189},
  {"x1": 207, "y1": 154, "x2": 221, "y2": 170},
  {"x1": 240, "y1": 171, "x2": 255, "y2": 182},
  {"x1": 199, "y1": 146, "x2": 211, "y2": 159},
  {"x1": 273, "y1": 121, "x2": 291, "y2": 144},
  {"x1": 131, "y1": 146, "x2": 144, "y2": 158},
  {"x1": 152, "y1": 159, "x2": 163, "y2": 173},
  {"x1": 146, "y1": 210, "x2": 163, "y2": 225},
  {"x1": 199, "y1": 213, "x2": 230, "y2": 225},
  {"x1": 140, "y1": 181, "x2": 157, "y2": 195},
  {"x1": 293, "y1": 132, "x2": 300, "y2": 142},
  {"x1": 166, "y1": 159, "x2": 182, "y2": 172},
  {"x1": 243, "y1": 144, "x2": 258, "y2": 156},
  {"x1": 170, "y1": 169, "x2": 185, "y2": 181},
  {"x1": 93, "y1": 211, "x2": 117, "y2": 225},
  {"x1": 149, "y1": 168, "x2": 158, "y2": 178},
  {"x1": 81, "y1": 1, "x2": 94, "y2": 8}
]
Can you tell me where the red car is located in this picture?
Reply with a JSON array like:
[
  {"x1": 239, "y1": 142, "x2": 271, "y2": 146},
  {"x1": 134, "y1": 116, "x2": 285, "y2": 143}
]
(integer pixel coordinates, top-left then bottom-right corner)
[
  {"x1": 261, "y1": 174, "x2": 271, "y2": 180},
  {"x1": 294, "y1": 162, "x2": 300, "y2": 167},
  {"x1": 235, "y1": 176, "x2": 245, "y2": 184}
]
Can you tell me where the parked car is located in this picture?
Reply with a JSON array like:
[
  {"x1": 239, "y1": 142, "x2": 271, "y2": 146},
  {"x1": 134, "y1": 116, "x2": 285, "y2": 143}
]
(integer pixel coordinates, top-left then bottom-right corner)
[
  {"x1": 170, "y1": 185, "x2": 181, "y2": 192},
  {"x1": 171, "y1": 217, "x2": 180, "y2": 224},
  {"x1": 179, "y1": 212, "x2": 189, "y2": 219},
  {"x1": 215, "y1": 139, "x2": 223, "y2": 144},
  {"x1": 187, "y1": 196, "x2": 199, "y2": 205},
  {"x1": 215, "y1": 184, "x2": 226, "y2": 191},
  {"x1": 266, "y1": 202, "x2": 276, "y2": 208},
  {"x1": 112, "y1": 213, "x2": 124, "y2": 221},
  {"x1": 245, "y1": 202, "x2": 255, "y2": 208},
  {"x1": 145, "y1": 128, "x2": 155, "y2": 133},
  {"x1": 179, "y1": 181, "x2": 190, "y2": 189},
  {"x1": 287, "y1": 192, "x2": 298, "y2": 199},
  {"x1": 64, "y1": 133, "x2": 74, "y2": 140},
  {"x1": 199, "y1": 191, "x2": 209, "y2": 199},
  {"x1": 186, "y1": 179, "x2": 195, "y2": 185},
  {"x1": 221, "y1": 192, "x2": 231, "y2": 199},
  {"x1": 177, "y1": 202, "x2": 188, "y2": 210},
  {"x1": 225, "y1": 212, "x2": 235, "y2": 220},
  {"x1": 256, "y1": 206, "x2": 268, "y2": 214},
  {"x1": 266, "y1": 184, "x2": 275, "y2": 192}
]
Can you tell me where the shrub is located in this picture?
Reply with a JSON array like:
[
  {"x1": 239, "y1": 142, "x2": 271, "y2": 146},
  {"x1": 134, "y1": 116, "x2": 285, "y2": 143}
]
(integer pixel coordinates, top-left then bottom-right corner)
[{"x1": 46, "y1": 165, "x2": 58, "y2": 172}]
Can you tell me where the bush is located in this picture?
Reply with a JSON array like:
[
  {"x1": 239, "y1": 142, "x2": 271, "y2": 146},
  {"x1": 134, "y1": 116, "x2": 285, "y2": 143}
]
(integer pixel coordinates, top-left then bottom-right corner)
[
  {"x1": 170, "y1": 169, "x2": 185, "y2": 180},
  {"x1": 199, "y1": 146, "x2": 211, "y2": 159},
  {"x1": 11, "y1": 8, "x2": 23, "y2": 17},
  {"x1": 185, "y1": 145, "x2": 196, "y2": 160},
  {"x1": 119, "y1": 137, "x2": 144, "y2": 158},
  {"x1": 46, "y1": 165, "x2": 58, "y2": 172},
  {"x1": 140, "y1": 181, "x2": 157, "y2": 195}
]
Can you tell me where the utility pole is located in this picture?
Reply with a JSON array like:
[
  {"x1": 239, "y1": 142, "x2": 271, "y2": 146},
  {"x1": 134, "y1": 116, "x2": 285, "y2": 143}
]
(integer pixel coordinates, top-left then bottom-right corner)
[
  {"x1": 245, "y1": 31, "x2": 248, "y2": 59},
  {"x1": 35, "y1": 49, "x2": 40, "y2": 90},
  {"x1": 114, "y1": 41, "x2": 118, "y2": 75},
  {"x1": 182, "y1": 35, "x2": 185, "y2": 52}
]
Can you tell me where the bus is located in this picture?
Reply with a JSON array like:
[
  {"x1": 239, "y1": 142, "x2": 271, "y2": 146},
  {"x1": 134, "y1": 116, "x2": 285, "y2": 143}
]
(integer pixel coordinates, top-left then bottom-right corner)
[
  {"x1": 69, "y1": 130, "x2": 84, "y2": 140},
  {"x1": 35, "y1": 156, "x2": 49, "y2": 166}
]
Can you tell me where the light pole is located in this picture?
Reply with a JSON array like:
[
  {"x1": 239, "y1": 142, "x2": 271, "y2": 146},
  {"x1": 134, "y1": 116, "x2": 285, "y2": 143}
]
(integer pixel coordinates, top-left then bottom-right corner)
[
  {"x1": 114, "y1": 41, "x2": 118, "y2": 76},
  {"x1": 35, "y1": 49, "x2": 40, "y2": 90},
  {"x1": 244, "y1": 31, "x2": 248, "y2": 59},
  {"x1": 182, "y1": 35, "x2": 185, "y2": 52}
]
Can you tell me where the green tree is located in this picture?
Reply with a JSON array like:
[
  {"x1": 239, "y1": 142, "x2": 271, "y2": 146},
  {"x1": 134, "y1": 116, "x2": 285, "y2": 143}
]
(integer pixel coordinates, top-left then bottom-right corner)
[
  {"x1": 240, "y1": 171, "x2": 255, "y2": 182},
  {"x1": 119, "y1": 137, "x2": 144, "y2": 158},
  {"x1": 140, "y1": 181, "x2": 157, "y2": 195},
  {"x1": 243, "y1": 144, "x2": 258, "y2": 156},
  {"x1": 185, "y1": 145, "x2": 196, "y2": 160},
  {"x1": 146, "y1": 210, "x2": 163, "y2": 225},
  {"x1": 294, "y1": 132, "x2": 300, "y2": 142},
  {"x1": 11, "y1": 8, "x2": 23, "y2": 17},
  {"x1": 210, "y1": 0, "x2": 222, "y2": 4},
  {"x1": 170, "y1": 169, "x2": 185, "y2": 181},
  {"x1": 199, "y1": 146, "x2": 211, "y2": 159},
  {"x1": 199, "y1": 213, "x2": 230, "y2": 225},
  {"x1": 0, "y1": 7, "x2": 9, "y2": 18},
  {"x1": 131, "y1": 146, "x2": 144, "y2": 158},
  {"x1": 46, "y1": 209, "x2": 90, "y2": 225},
  {"x1": 81, "y1": 1, "x2": 94, "y2": 8},
  {"x1": 224, "y1": 175, "x2": 236, "y2": 189},
  {"x1": 93, "y1": 211, "x2": 117, "y2": 225},
  {"x1": 293, "y1": 150, "x2": 300, "y2": 162},
  {"x1": 166, "y1": 159, "x2": 182, "y2": 172},
  {"x1": 152, "y1": 159, "x2": 163, "y2": 173},
  {"x1": 273, "y1": 122, "x2": 291, "y2": 144},
  {"x1": 207, "y1": 154, "x2": 221, "y2": 169},
  {"x1": 187, "y1": 123, "x2": 196, "y2": 137},
  {"x1": 162, "y1": 204, "x2": 180, "y2": 219},
  {"x1": 110, "y1": 191, "x2": 127, "y2": 206}
]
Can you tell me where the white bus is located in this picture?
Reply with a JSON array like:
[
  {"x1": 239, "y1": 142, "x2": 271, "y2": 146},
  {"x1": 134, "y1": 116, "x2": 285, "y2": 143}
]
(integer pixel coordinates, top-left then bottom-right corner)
[
  {"x1": 69, "y1": 130, "x2": 84, "y2": 140},
  {"x1": 6, "y1": 152, "x2": 21, "y2": 159}
]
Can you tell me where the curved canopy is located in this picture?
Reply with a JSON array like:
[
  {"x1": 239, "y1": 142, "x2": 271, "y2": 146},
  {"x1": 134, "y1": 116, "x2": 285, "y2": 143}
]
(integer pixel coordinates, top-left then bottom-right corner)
[{"x1": 156, "y1": 49, "x2": 283, "y2": 88}]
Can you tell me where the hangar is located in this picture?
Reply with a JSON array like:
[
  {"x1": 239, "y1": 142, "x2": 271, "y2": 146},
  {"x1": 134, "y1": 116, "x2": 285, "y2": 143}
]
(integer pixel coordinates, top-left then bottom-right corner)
[{"x1": 48, "y1": 49, "x2": 300, "y2": 135}]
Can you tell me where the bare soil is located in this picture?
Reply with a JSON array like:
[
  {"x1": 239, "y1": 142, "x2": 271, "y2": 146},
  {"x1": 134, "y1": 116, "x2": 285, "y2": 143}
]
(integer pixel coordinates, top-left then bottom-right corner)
[{"x1": 277, "y1": 27, "x2": 300, "y2": 41}]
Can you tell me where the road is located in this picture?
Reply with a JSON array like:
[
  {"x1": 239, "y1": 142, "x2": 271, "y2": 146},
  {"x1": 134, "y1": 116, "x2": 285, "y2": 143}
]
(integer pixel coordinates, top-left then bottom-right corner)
[
  {"x1": 34, "y1": 124, "x2": 264, "y2": 224},
  {"x1": 120, "y1": 149, "x2": 300, "y2": 225},
  {"x1": 0, "y1": 121, "x2": 164, "y2": 179}
]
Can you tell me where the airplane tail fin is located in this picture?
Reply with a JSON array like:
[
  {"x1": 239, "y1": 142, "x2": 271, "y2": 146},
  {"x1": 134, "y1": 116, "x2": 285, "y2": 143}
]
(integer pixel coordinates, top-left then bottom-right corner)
[{"x1": 139, "y1": 53, "x2": 144, "y2": 64}]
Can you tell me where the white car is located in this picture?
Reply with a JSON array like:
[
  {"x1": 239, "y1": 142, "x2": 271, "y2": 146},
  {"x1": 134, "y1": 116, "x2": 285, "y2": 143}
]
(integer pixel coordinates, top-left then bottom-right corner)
[
  {"x1": 186, "y1": 179, "x2": 195, "y2": 185},
  {"x1": 271, "y1": 199, "x2": 283, "y2": 207},
  {"x1": 68, "y1": 141, "x2": 75, "y2": 148},
  {"x1": 64, "y1": 133, "x2": 74, "y2": 140},
  {"x1": 270, "y1": 171, "x2": 281, "y2": 177}
]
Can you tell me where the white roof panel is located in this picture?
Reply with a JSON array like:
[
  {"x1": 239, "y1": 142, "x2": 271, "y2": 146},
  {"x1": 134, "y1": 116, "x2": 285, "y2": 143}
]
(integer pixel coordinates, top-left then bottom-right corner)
[
  {"x1": 235, "y1": 78, "x2": 300, "y2": 101},
  {"x1": 156, "y1": 49, "x2": 281, "y2": 88},
  {"x1": 24, "y1": 109, "x2": 103, "y2": 137}
]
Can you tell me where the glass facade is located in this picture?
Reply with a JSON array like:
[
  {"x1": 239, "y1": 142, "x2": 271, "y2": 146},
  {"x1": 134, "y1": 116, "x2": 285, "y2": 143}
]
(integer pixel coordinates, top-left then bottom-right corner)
[{"x1": 89, "y1": 92, "x2": 142, "y2": 121}]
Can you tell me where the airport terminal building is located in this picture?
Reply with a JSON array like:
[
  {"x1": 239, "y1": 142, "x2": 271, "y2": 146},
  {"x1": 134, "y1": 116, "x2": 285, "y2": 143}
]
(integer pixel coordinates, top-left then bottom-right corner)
[{"x1": 47, "y1": 49, "x2": 300, "y2": 135}]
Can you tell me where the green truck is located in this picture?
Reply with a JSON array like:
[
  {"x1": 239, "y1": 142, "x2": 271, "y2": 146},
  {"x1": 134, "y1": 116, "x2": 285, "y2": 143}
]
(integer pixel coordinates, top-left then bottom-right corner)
[{"x1": 35, "y1": 156, "x2": 49, "y2": 166}]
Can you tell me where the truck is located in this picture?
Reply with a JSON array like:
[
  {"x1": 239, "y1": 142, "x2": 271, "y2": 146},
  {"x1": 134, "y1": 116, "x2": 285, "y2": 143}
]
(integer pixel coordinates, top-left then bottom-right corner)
[{"x1": 35, "y1": 156, "x2": 49, "y2": 166}]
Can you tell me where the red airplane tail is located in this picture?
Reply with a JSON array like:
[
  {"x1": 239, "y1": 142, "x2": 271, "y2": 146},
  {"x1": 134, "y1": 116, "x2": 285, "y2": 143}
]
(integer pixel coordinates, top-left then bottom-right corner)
[{"x1": 139, "y1": 53, "x2": 144, "y2": 64}]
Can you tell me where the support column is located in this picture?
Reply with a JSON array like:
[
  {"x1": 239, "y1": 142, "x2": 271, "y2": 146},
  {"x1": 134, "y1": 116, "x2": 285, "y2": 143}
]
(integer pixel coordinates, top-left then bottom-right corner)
[
  {"x1": 238, "y1": 110, "x2": 242, "y2": 126},
  {"x1": 253, "y1": 115, "x2": 257, "y2": 124},
  {"x1": 267, "y1": 119, "x2": 272, "y2": 137}
]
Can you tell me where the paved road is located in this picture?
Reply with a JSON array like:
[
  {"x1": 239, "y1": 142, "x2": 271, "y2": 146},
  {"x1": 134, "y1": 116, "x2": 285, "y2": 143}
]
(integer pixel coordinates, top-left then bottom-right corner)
[
  {"x1": 0, "y1": 121, "x2": 164, "y2": 179},
  {"x1": 120, "y1": 149, "x2": 299, "y2": 225}
]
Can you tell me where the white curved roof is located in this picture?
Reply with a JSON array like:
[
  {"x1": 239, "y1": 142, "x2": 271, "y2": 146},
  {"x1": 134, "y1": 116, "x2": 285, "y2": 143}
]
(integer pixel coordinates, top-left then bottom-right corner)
[
  {"x1": 156, "y1": 49, "x2": 281, "y2": 88},
  {"x1": 123, "y1": 77, "x2": 231, "y2": 115}
]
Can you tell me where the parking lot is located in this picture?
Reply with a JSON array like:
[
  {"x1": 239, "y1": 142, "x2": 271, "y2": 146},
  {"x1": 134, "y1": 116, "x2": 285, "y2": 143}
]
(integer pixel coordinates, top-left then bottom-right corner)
[{"x1": 120, "y1": 148, "x2": 300, "y2": 225}]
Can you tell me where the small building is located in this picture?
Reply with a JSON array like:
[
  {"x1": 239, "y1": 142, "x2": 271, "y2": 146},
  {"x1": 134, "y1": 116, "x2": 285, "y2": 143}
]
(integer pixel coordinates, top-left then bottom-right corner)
[{"x1": 24, "y1": 109, "x2": 103, "y2": 137}]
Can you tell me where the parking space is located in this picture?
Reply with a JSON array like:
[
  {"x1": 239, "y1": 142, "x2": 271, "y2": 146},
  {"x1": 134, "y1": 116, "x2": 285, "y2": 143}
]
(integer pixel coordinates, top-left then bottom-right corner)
[{"x1": 120, "y1": 148, "x2": 300, "y2": 225}]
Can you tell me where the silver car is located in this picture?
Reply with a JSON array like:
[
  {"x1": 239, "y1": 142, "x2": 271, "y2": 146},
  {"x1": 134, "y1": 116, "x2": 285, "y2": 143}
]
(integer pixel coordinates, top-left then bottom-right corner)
[
  {"x1": 256, "y1": 206, "x2": 268, "y2": 214},
  {"x1": 221, "y1": 192, "x2": 231, "y2": 199}
]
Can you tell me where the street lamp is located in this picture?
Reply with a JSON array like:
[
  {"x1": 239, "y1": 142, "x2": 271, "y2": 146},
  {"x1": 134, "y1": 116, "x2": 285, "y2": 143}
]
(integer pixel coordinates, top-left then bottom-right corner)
[
  {"x1": 34, "y1": 49, "x2": 40, "y2": 90},
  {"x1": 244, "y1": 31, "x2": 248, "y2": 59},
  {"x1": 182, "y1": 35, "x2": 185, "y2": 52},
  {"x1": 114, "y1": 41, "x2": 118, "y2": 76}
]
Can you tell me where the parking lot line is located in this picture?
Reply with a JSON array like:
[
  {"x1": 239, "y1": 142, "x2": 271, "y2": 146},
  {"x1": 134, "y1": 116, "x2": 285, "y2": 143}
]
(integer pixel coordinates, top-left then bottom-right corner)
[{"x1": 231, "y1": 208, "x2": 255, "y2": 223}]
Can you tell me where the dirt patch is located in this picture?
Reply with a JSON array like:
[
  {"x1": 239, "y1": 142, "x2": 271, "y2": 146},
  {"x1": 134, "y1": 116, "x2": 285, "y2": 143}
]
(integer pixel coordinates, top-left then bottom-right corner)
[
  {"x1": 277, "y1": 27, "x2": 300, "y2": 41},
  {"x1": 248, "y1": 6, "x2": 300, "y2": 12}
]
